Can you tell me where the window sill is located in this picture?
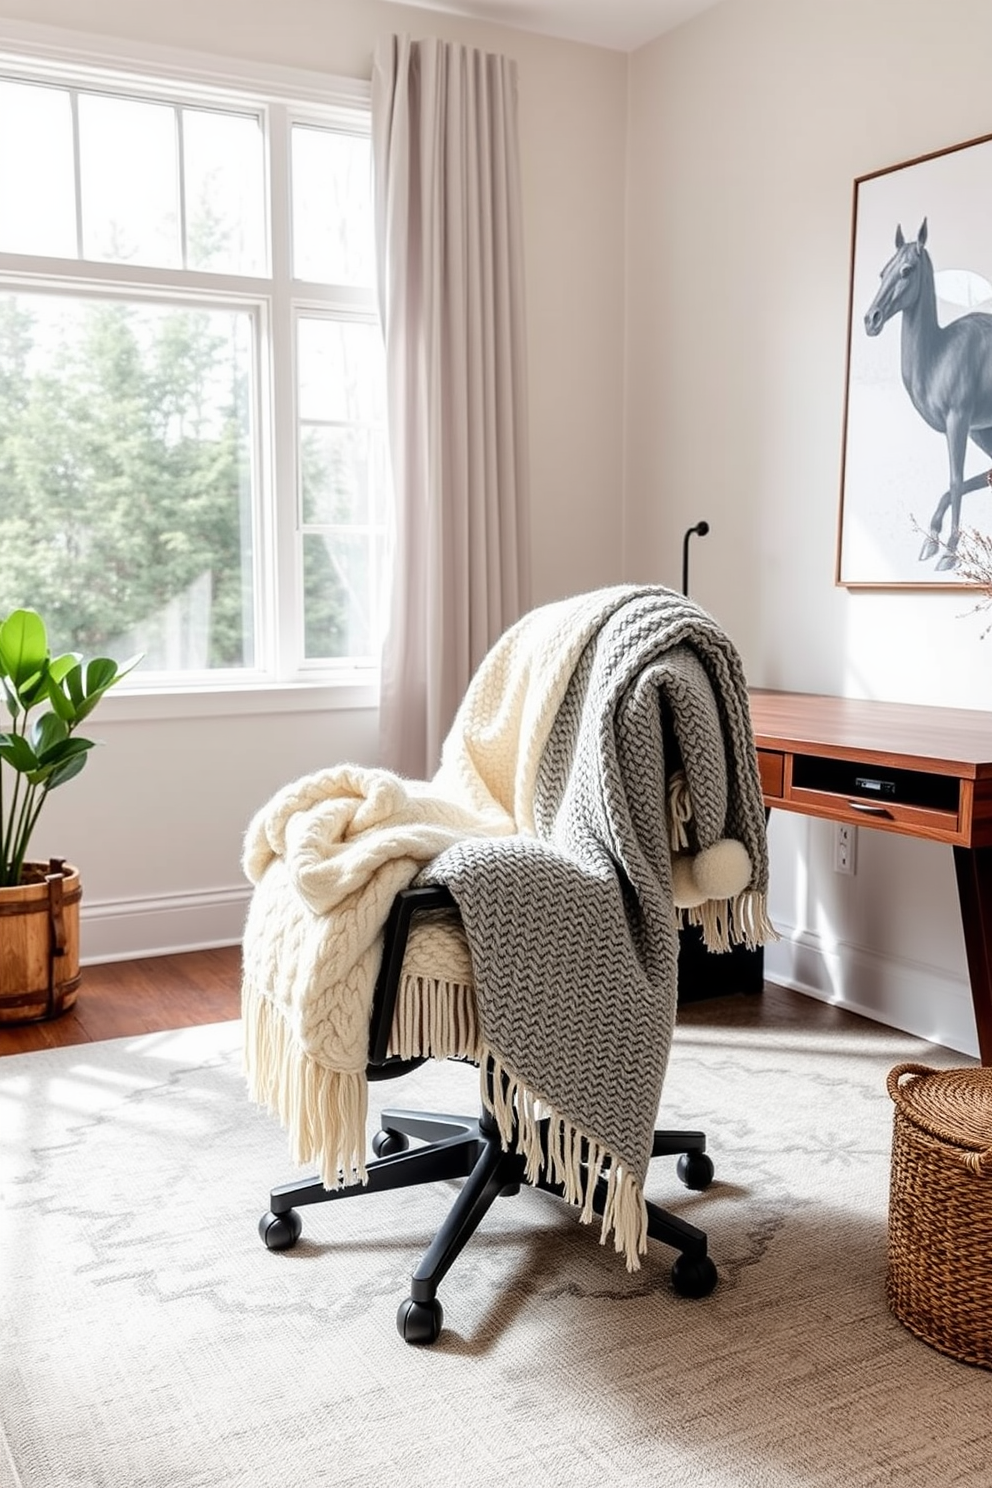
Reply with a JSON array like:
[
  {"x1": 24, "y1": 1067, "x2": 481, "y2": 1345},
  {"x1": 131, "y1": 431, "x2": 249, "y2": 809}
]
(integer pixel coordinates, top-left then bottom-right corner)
[{"x1": 94, "y1": 676, "x2": 379, "y2": 723}]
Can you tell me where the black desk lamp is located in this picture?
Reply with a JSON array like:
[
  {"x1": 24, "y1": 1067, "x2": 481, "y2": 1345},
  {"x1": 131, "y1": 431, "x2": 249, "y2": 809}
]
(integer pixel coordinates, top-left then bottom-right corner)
[{"x1": 681, "y1": 521, "x2": 710, "y2": 597}]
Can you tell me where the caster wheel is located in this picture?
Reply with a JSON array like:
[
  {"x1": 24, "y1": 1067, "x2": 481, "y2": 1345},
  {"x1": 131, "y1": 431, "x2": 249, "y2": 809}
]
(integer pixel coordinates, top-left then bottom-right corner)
[
  {"x1": 372, "y1": 1128, "x2": 410, "y2": 1158},
  {"x1": 677, "y1": 1151, "x2": 714, "y2": 1191},
  {"x1": 259, "y1": 1208, "x2": 302, "y2": 1251},
  {"x1": 671, "y1": 1252, "x2": 718, "y2": 1299},
  {"x1": 397, "y1": 1296, "x2": 444, "y2": 1345}
]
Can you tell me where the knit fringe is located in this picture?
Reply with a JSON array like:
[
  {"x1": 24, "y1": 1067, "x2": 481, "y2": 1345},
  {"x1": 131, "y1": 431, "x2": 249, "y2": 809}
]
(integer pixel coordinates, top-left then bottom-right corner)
[
  {"x1": 680, "y1": 887, "x2": 778, "y2": 953},
  {"x1": 242, "y1": 982, "x2": 370, "y2": 1188},
  {"x1": 483, "y1": 1050, "x2": 649, "y2": 1272},
  {"x1": 388, "y1": 975, "x2": 482, "y2": 1062}
]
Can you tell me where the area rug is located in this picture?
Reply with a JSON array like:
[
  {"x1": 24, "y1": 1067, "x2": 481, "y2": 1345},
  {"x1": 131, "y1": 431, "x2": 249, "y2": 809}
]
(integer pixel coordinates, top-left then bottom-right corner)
[{"x1": 1, "y1": 999, "x2": 989, "y2": 1488}]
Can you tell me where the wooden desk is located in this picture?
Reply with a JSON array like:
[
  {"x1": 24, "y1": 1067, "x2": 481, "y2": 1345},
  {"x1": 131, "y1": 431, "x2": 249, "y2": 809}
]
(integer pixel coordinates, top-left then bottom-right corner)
[{"x1": 748, "y1": 689, "x2": 992, "y2": 1065}]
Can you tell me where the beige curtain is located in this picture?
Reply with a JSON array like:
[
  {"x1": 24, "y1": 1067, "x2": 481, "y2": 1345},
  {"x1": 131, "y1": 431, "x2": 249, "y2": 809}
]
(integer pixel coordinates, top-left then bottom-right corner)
[{"x1": 372, "y1": 35, "x2": 531, "y2": 779}]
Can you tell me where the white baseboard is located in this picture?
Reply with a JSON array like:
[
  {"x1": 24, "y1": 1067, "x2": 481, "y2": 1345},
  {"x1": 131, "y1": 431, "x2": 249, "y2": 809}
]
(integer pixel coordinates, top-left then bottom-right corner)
[
  {"x1": 765, "y1": 919, "x2": 979, "y2": 1060},
  {"x1": 79, "y1": 885, "x2": 250, "y2": 964}
]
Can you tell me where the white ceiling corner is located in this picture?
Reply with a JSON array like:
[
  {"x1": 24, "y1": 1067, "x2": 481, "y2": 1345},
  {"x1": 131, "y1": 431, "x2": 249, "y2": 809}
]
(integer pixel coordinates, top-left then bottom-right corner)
[{"x1": 394, "y1": 0, "x2": 725, "y2": 53}]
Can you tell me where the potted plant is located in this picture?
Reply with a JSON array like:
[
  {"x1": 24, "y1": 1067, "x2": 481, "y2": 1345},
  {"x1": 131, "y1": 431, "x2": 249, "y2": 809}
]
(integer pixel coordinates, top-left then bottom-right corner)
[{"x1": 0, "y1": 608, "x2": 138, "y2": 1023}]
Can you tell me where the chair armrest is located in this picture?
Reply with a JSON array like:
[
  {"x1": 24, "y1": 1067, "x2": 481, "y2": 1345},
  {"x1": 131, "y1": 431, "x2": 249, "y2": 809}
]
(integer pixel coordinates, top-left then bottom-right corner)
[{"x1": 367, "y1": 884, "x2": 457, "y2": 1066}]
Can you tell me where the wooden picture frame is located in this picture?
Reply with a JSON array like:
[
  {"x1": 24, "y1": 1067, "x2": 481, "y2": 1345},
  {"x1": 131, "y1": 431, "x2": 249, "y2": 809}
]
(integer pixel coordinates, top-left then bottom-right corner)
[{"x1": 837, "y1": 132, "x2": 992, "y2": 589}]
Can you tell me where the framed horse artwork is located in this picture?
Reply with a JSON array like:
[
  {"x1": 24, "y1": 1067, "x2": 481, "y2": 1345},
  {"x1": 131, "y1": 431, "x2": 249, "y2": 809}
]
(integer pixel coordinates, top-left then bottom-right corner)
[{"x1": 837, "y1": 131, "x2": 992, "y2": 588}]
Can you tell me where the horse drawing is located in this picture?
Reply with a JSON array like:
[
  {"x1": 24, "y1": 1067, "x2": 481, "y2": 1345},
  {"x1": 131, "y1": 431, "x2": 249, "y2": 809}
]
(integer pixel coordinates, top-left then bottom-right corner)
[{"x1": 864, "y1": 217, "x2": 992, "y2": 570}]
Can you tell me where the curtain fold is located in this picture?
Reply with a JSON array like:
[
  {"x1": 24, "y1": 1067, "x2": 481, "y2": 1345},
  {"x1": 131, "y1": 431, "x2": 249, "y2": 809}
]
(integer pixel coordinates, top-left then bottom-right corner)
[{"x1": 372, "y1": 35, "x2": 531, "y2": 779}]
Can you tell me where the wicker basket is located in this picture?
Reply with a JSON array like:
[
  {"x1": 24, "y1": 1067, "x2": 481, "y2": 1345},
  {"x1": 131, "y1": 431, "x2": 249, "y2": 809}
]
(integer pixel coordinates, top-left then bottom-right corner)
[{"x1": 886, "y1": 1062, "x2": 992, "y2": 1369}]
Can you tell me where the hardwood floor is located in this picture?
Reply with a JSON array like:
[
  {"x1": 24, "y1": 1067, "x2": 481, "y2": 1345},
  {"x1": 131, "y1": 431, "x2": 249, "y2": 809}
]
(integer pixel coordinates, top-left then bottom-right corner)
[
  {"x1": 0, "y1": 942, "x2": 933, "y2": 1059},
  {"x1": 0, "y1": 945, "x2": 243, "y2": 1056}
]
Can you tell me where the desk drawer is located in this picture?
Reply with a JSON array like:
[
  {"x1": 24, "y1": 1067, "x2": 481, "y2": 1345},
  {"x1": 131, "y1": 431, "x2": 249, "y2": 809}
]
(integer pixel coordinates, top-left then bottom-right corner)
[
  {"x1": 759, "y1": 750, "x2": 968, "y2": 843},
  {"x1": 787, "y1": 753, "x2": 963, "y2": 840},
  {"x1": 787, "y1": 785, "x2": 960, "y2": 840},
  {"x1": 757, "y1": 749, "x2": 784, "y2": 799},
  {"x1": 791, "y1": 754, "x2": 960, "y2": 813}
]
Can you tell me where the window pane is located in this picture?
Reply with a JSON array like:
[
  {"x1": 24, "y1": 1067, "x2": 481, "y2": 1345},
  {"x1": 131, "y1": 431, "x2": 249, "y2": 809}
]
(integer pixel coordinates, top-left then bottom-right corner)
[
  {"x1": 303, "y1": 532, "x2": 373, "y2": 659},
  {"x1": 183, "y1": 108, "x2": 266, "y2": 275},
  {"x1": 291, "y1": 125, "x2": 375, "y2": 286},
  {"x1": 0, "y1": 293, "x2": 255, "y2": 671},
  {"x1": 0, "y1": 81, "x2": 76, "y2": 256},
  {"x1": 370, "y1": 430, "x2": 390, "y2": 524},
  {"x1": 297, "y1": 317, "x2": 385, "y2": 424},
  {"x1": 297, "y1": 311, "x2": 389, "y2": 662},
  {"x1": 78, "y1": 93, "x2": 180, "y2": 267},
  {"x1": 301, "y1": 426, "x2": 370, "y2": 525}
]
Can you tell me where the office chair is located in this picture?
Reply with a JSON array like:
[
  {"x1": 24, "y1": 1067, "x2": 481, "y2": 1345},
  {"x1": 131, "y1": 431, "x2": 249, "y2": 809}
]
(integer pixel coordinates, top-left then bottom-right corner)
[{"x1": 257, "y1": 882, "x2": 718, "y2": 1345}]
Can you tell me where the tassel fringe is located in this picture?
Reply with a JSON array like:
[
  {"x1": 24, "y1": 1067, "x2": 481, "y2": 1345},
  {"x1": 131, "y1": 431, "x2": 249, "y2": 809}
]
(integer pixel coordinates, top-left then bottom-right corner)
[
  {"x1": 242, "y1": 981, "x2": 370, "y2": 1188},
  {"x1": 388, "y1": 975, "x2": 481, "y2": 1062},
  {"x1": 483, "y1": 1050, "x2": 648, "y2": 1272},
  {"x1": 680, "y1": 888, "x2": 778, "y2": 953}
]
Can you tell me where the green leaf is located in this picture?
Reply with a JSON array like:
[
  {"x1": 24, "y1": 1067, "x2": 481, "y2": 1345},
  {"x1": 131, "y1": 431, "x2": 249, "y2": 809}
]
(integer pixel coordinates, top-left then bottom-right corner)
[
  {"x1": 48, "y1": 652, "x2": 82, "y2": 685},
  {"x1": 63, "y1": 663, "x2": 85, "y2": 709},
  {"x1": 0, "y1": 610, "x2": 49, "y2": 691},
  {"x1": 46, "y1": 753, "x2": 89, "y2": 790},
  {"x1": 44, "y1": 670, "x2": 77, "y2": 724},
  {"x1": 0, "y1": 732, "x2": 39, "y2": 772},
  {"x1": 71, "y1": 653, "x2": 141, "y2": 723},
  {"x1": 26, "y1": 734, "x2": 95, "y2": 785},
  {"x1": 30, "y1": 711, "x2": 68, "y2": 756},
  {"x1": 0, "y1": 675, "x2": 21, "y2": 721},
  {"x1": 86, "y1": 657, "x2": 119, "y2": 692},
  {"x1": 36, "y1": 736, "x2": 94, "y2": 769},
  {"x1": 13, "y1": 664, "x2": 50, "y2": 711}
]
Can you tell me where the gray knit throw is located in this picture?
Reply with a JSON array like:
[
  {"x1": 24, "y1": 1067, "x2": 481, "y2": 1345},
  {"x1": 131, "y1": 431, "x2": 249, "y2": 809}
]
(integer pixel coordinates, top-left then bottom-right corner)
[{"x1": 423, "y1": 587, "x2": 772, "y2": 1265}]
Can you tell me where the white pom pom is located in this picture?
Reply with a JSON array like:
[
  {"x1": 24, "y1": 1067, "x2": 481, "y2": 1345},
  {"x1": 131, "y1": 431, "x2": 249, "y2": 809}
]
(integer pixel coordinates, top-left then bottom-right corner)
[
  {"x1": 692, "y1": 839, "x2": 752, "y2": 899},
  {"x1": 672, "y1": 854, "x2": 707, "y2": 908}
]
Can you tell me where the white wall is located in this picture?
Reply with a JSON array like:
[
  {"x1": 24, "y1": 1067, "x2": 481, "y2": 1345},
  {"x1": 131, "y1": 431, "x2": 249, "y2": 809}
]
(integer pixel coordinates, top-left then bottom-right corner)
[
  {"x1": 626, "y1": 0, "x2": 992, "y2": 1055},
  {"x1": 1, "y1": 0, "x2": 629, "y2": 959}
]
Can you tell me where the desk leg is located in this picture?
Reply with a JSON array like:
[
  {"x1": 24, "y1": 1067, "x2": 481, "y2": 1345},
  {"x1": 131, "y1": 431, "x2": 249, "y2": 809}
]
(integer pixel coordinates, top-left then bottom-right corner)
[{"x1": 953, "y1": 845, "x2": 992, "y2": 1066}]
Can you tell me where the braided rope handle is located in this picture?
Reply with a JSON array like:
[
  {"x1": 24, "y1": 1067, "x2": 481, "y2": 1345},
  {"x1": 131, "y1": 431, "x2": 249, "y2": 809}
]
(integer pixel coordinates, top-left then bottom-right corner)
[
  {"x1": 886, "y1": 1063, "x2": 936, "y2": 1101},
  {"x1": 887, "y1": 1062, "x2": 992, "y2": 1176}
]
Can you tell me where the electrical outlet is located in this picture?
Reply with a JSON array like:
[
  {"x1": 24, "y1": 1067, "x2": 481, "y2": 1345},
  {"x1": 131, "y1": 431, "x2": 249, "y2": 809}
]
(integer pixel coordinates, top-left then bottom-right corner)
[{"x1": 834, "y1": 823, "x2": 857, "y2": 875}]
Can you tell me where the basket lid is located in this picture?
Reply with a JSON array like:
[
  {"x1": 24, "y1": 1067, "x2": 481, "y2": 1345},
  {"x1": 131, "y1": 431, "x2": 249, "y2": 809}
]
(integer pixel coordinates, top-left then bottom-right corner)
[{"x1": 888, "y1": 1064, "x2": 992, "y2": 1153}]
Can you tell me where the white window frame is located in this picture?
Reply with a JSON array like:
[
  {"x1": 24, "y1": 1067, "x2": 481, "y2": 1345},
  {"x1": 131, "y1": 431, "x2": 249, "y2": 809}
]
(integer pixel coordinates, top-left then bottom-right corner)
[{"x1": 0, "y1": 19, "x2": 381, "y2": 719}]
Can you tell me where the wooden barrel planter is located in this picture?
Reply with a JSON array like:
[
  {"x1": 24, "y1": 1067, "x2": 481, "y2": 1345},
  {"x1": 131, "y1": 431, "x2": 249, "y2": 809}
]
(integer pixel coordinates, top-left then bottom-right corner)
[{"x1": 0, "y1": 859, "x2": 81, "y2": 1023}]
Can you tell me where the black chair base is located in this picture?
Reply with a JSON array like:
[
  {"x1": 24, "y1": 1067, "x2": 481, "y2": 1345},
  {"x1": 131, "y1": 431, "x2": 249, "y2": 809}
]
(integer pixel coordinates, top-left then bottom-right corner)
[{"x1": 259, "y1": 1104, "x2": 718, "y2": 1344}]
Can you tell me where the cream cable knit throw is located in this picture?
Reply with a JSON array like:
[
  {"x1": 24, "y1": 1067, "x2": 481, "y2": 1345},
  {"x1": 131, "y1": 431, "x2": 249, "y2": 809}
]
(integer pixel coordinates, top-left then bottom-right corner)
[{"x1": 241, "y1": 585, "x2": 774, "y2": 1269}]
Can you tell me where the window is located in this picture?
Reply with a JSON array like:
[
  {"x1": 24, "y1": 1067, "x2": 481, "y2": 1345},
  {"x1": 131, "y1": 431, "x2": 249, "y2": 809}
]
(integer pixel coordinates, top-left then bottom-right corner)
[{"x1": 0, "y1": 51, "x2": 388, "y2": 687}]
